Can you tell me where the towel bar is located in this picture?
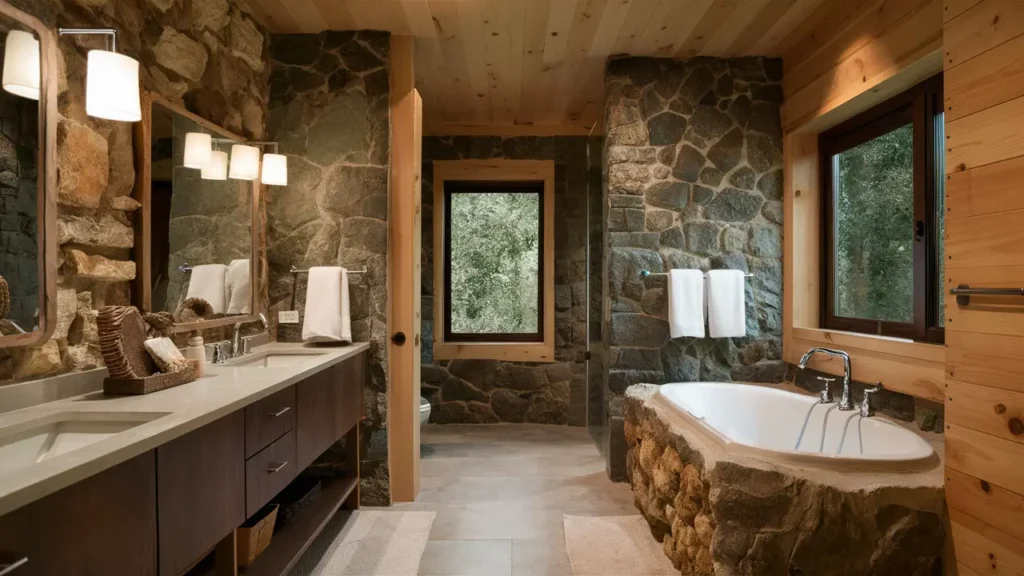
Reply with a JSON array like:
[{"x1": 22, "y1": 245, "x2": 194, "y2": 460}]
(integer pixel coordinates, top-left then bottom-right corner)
[
  {"x1": 950, "y1": 284, "x2": 1024, "y2": 306},
  {"x1": 640, "y1": 270, "x2": 754, "y2": 278},
  {"x1": 289, "y1": 266, "x2": 367, "y2": 275}
]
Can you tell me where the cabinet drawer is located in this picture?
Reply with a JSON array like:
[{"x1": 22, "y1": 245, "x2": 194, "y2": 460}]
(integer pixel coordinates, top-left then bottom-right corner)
[
  {"x1": 245, "y1": 386, "x2": 296, "y2": 458},
  {"x1": 246, "y1": 430, "x2": 297, "y2": 516}
]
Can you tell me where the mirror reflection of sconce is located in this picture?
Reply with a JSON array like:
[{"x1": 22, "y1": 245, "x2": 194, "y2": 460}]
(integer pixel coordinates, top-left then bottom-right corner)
[
  {"x1": 180, "y1": 134, "x2": 287, "y2": 185},
  {"x1": 2, "y1": 30, "x2": 40, "y2": 100},
  {"x1": 54, "y1": 28, "x2": 141, "y2": 122}
]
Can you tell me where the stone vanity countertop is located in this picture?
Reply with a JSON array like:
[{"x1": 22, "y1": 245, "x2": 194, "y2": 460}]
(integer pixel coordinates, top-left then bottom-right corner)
[{"x1": 0, "y1": 342, "x2": 370, "y2": 517}]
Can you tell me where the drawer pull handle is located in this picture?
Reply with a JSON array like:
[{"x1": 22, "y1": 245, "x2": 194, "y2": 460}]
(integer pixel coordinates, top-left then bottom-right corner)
[
  {"x1": 269, "y1": 407, "x2": 291, "y2": 418},
  {"x1": 267, "y1": 461, "x2": 288, "y2": 474},
  {"x1": 1009, "y1": 418, "x2": 1024, "y2": 436},
  {"x1": 0, "y1": 557, "x2": 29, "y2": 575}
]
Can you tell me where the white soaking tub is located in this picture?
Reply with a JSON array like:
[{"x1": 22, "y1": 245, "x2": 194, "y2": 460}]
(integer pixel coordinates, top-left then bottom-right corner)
[{"x1": 657, "y1": 382, "x2": 936, "y2": 469}]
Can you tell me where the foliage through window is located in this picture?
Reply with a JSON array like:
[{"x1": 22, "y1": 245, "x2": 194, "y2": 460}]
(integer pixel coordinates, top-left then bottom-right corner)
[
  {"x1": 820, "y1": 74, "x2": 944, "y2": 343},
  {"x1": 443, "y1": 181, "x2": 544, "y2": 342}
]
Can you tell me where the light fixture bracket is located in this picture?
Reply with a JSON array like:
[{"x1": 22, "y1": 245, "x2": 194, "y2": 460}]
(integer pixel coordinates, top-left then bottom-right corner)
[{"x1": 57, "y1": 28, "x2": 118, "y2": 52}]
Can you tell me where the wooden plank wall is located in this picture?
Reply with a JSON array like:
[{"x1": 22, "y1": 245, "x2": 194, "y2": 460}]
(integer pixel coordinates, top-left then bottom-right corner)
[{"x1": 943, "y1": 2, "x2": 1024, "y2": 574}]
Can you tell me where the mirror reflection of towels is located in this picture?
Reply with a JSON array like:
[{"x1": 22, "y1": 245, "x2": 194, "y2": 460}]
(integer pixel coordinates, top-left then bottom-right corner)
[
  {"x1": 225, "y1": 259, "x2": 250, "y2": 315},
  {"x1": 185, "y1": 264, "x2": 228, "y2": 314}
]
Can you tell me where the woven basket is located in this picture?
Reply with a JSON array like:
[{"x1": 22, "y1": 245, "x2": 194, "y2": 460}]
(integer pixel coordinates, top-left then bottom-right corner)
[{"x1": 237, "y1": 504, "x2": 279, "y2": 568}]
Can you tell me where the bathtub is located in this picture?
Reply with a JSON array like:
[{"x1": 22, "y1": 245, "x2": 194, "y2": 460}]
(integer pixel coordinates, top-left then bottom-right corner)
[{"x1": 657, "y1": 382, "x2": 936, "y2": 469}]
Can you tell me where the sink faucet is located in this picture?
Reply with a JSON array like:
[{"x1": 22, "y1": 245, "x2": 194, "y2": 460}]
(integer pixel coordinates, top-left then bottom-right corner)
[
  {"x1": 233, "y1": 313, "x2": 268, "y2": 357},
  {"x1": 798, "y1": 347, "x2": 854, "y2": 411},
  {"x1": 860, "y1": 384, "x2": 883, "y2": 417}
]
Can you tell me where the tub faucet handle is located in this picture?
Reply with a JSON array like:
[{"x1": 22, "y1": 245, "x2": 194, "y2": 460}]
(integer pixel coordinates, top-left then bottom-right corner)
[
  {"x1": 860, "y1": 384, "x2": 883, "y2": 417},
  {"x1": 817, "y1": 376, "x2": 836, "y2": 404}
]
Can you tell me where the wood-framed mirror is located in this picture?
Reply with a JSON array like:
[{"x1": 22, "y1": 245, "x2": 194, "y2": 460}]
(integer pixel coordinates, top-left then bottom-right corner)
[
  {"x1": 133, "y1": 91, "x2": 260, "y2": 333},
  {"x1": 0, "y1": 2, "x2": 57, "y2": 349}
]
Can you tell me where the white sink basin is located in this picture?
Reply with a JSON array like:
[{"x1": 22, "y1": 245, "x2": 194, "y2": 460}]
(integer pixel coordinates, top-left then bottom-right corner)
[
  {"x1": 227, "y1": 350, "x2": 328, "y2": 368},
  {"x1": 0, "y1": 412, "x2": 168, "y2": 475}
]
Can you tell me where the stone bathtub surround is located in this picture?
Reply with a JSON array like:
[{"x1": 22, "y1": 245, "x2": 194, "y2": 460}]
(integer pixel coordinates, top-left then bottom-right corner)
[
  {"x1": 2, "y1": 0, "x2": 270, "y2": 383},
  {"x1": 624, "y1": 384, "x2": 945, "y2": 576},
  {"x1": 266, "y1": 31, "x2": 391, "y2": 504},
  {"x1": 420, "y1": 136, "x2": 597, "y2": 427},
  {"x1": 603, "y1": 56, "x2": 784, "y2": 478}
]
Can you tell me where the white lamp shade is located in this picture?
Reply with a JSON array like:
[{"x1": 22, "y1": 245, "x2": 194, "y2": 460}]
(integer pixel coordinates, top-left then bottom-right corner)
[
  {"x1": 260, "y1": 153, "x2": 288, "y2": 186},
  {"x1": 2, "y1": 30, "x2": 40, "y2": 100},
  {"x1": 201, "y1": 150, "x2": 229, "y2": 180},
  {"x1": 85, "y1": 50, "x2": 141, "y2": 122},
  {"x1": 229, "y1": 144, "x2": 260, "y2": 181},
  {"x1": 183, "y1": 132, "x2": 212, "y2": 169}
]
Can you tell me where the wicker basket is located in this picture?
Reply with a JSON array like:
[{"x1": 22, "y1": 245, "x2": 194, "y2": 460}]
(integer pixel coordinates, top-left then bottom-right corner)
[{"x1": 237, "y1": 504, "x2": 278, "y2": 568}]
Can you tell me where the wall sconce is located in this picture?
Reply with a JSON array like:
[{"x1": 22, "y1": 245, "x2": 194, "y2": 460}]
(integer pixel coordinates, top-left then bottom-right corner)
[
  {"x1": 2, "y1": 30, "x2": 40, "y2": 100},
  {"x1": 183, "y1": 132, "x2": 212, "y2": 169},
  {"x1": 228, "y1": 144, "x2": 260, "y2": 181},
  {"x1": 58, "y1": 28, "x2": 140, "y2": 122},
  {"x1": 201, "y1": 150, "x2": 228, "y2": 181}
]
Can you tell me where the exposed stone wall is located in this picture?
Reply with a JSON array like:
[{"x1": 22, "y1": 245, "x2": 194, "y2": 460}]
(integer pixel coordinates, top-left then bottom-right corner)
[
  {"x1": 265, "y1": 31, "x2": 391, "y2": 505},
  {"x1": 625, "y1": 384, "x2": 945, "y2": 576},
  {"x1": 0, "y1": 92, "x2": 38, "y2": 330},
  {"x1": 0, "y1": 0, "x2": 269, "y2": 384},
  {"x1": 420, "y1": 136, "x2": 595, "y2": 426},
  {"x1": 603, "y1": 56, "x2": 785, "y2": 478}
]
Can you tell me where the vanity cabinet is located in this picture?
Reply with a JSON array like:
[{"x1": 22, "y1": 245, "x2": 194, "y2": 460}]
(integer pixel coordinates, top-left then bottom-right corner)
[
  {"x1": 0, "y1": 452, "x2": 158, "y2": 576},
  {"x1": 157, "y1": 411, "x2": 245, "y2": 576},
  {"x1": 296, "y1": 353, "x2": 365, "y2": 470}
]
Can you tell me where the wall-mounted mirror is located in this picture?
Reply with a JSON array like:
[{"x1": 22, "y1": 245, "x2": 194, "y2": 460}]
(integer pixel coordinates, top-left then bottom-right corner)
[
  {"x1": 134, "y1": 92, "x2": 259, "y2": 332},
  {"x1": 0, "y1": 2, "x2": 56, "y2": 349}
]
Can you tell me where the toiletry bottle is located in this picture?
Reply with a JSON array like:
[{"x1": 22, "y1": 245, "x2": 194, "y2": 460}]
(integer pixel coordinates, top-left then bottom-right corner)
[{"x1": 184, "y1": 334, "x2": 206, "y2": 377}]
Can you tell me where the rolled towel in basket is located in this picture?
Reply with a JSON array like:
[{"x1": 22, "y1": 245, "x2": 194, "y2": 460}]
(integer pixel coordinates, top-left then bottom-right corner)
[{"x1": 301, "y1": 266, "x2": 352, "y2": 344}]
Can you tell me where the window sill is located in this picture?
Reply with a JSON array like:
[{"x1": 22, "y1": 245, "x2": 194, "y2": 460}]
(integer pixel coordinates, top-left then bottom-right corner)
[
  {"x1": 433, "y1": 341, "x2": 556, "y2": 363},
  {"x1": 784, "y1": 326, "x2": 945, "y2": 401}
]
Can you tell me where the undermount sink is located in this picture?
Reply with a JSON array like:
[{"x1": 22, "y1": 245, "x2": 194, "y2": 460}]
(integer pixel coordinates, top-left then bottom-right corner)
[
  {"x1": 0, "y1": 411, "x2": 168, "y2": 475},
  {"x1": 226, "y1": 350, "x2": 329, "y2": 368}
]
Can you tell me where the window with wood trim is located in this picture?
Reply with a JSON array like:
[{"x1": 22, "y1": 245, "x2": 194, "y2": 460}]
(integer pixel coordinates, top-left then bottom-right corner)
[
  {"x1": 443, "y1": 180, "x2": 544, "y2": 343},
  {"x1": 432, "y1": 160, "x2": 555, "y2": 363},
  {"x1": 819, "y1": 74, "x2": 944, "y2": 343}
]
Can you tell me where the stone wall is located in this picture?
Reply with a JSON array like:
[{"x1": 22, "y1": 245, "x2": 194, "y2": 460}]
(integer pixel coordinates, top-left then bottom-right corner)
[
  {"x1": 0, "y1": 0, "x2": 269, "y2": 383},
  {"x1": 0, "y1": 91, "x2": 38, "y2": 330},
  {"x1": 420, "y1": 136, "x2": 594, "y2": 426},
  {"x1": 625, "y1": 384, "x2": 945, "y2": 576},
  {"x1": 603, "y1": 56, "x2": 785, "y2": 478},
  {"x1": 265, "y1": 31, "x2": 391, "y2": 505}
]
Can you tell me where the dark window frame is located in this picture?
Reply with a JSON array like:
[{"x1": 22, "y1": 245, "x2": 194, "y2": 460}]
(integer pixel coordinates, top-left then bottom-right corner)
[
  {"x1": 442, "y1": 180, "x2": 546, "y2": 344},
  {"x1": 819, "y1": 74, "x2": 945, "y2": 344}
]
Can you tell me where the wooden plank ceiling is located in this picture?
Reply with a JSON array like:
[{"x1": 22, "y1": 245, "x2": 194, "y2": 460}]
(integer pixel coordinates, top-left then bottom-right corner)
[{"x1": 244, "y1": 0, "x2": 830, "y2": 135}]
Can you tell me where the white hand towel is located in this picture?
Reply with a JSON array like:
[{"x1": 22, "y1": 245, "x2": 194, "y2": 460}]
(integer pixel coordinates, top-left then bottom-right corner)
[
  {"x1": 668, "y1": 269, "x2": 705, "y2": 338},
  {"x1": 224, "y1": 259, "x2": 251, "y2": 315},
  {"x1": 301, "y1": 266, "x2": 352, "y2": 344},
  {"x1": 706, "y1": 269, "x2": 746, "y2": 338},
  {"x1": 185, "y1": 264, "x2": 228, "y2": 314}
]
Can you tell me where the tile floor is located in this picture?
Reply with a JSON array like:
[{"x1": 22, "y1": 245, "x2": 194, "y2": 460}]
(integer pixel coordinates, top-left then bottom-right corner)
[{"x1": 386, "y1": 424, "x2": 638, "y2": 576}]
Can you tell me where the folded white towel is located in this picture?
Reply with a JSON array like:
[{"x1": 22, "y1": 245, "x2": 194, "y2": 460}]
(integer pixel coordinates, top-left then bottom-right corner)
[
  {"x1": 185, "y1": 264, "x2": 227, "y2": 314},
  {"x1": 706, "y1": 269, "x2": 746, "y2": 338},
  {"x1": 668, "y1": 269, "x2": 705, "y2": 338},
  {"x1": 301, "y1": 266, "x2": 352, "y2": 344},
  {"x1": 225, "y1": 259, "x2": 251, "y2": 315}
]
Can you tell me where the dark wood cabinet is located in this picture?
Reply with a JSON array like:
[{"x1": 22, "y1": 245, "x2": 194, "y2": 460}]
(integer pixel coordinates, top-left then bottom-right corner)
[
  {"x1": 245, "y1": 429, "x2": 297, "y2": 516},
  {"x1": 296, "y1": 355, "x2": 365, "y2": 470},
  {"x1": 0, "y1": 452, "x2": 158, "y2": 576},
  {"x1": 245, "y1": 386, "x2": 296, "y2": 458},
  {"x1": 157, "y1": 411, "x2": 245, "y2": 576}
]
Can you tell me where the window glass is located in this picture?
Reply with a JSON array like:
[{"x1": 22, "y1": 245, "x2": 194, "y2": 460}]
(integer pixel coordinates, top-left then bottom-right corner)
[
  {"x1": 833, "y1": 124, "x2": 915, "y2": 323},
  {"x1": 449, "y1": 190, "x2": 540, "y2": 334}
]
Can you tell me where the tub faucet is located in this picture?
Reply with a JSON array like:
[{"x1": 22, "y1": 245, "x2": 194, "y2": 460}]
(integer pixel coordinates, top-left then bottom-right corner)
[{"x1": 798, "y1": 347, "x2": 854, "y2": 411}]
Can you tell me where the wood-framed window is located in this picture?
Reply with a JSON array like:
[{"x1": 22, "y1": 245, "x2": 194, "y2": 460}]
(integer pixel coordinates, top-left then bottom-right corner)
[
  {"x1": 819, "y1": 74, "x2": 944, "y2": 344},
  {"x1": 432, "y1": 160, "x2": 555, "y2": 362}
]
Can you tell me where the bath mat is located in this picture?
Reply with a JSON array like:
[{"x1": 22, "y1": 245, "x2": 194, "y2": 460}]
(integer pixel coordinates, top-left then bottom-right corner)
[
  {"x1": 563, "y1": 515, "x2": 678, "y2": 576},
  {"x1": 290, "y1": 510, "x2": 435, "y2": 576}
]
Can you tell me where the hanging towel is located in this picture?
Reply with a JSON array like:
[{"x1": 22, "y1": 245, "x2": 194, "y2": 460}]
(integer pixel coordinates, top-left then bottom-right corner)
[
  {"x1": 185, "y1": 264, "x2": 228, "y2": 315},
  {"x1": 301, "y1": 266, "x2": 352, "y2": 344},
  {"x1": 668, "y1": 269, "x2": 705, "y2": 338},
  {"x1": 706, "y1": 269, "x2": 746, "y2": 338},
  {"x1": 225, "y1": 259, "x2": 251, "y2": 315}
]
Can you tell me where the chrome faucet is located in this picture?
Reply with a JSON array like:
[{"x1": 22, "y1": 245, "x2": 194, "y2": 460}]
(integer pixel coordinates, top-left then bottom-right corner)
[
  {"x1": 232, "y1": 313, "x2": 268, "y2": 357},
  {"x1": 798, "y1": 347, "x2": 854, "y2": 411},
  {"x1": 860, "y1": 384, "x2": 882, "y2": 417},
  {"x1": 816, "y1": 376, "x2": 836, "y2": 404}
]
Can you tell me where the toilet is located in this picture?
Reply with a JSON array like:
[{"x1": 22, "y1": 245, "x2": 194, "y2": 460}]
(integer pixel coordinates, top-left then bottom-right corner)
[{"x1": 420, "y1": 397, "x2": 432, "y2": 425}]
